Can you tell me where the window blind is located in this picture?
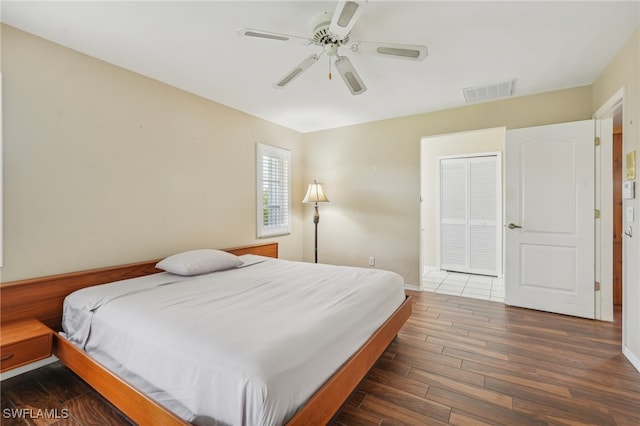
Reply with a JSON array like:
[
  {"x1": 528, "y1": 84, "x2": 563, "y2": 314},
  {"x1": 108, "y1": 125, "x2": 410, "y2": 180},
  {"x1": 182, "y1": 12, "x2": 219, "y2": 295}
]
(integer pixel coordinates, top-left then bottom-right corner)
[{"x1": 256, "y1": 143, "x2": 291, "y2": 237}]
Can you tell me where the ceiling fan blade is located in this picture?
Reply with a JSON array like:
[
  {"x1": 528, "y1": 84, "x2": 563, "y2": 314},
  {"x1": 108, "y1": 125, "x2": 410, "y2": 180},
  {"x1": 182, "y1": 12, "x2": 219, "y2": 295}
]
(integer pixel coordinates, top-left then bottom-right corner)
[
  {"x1": 349, "y1": 41, "x2": 428, "y2": 61},
  {"x1": 237, "y1": 28, "x2": 313, "y2": 45},
  {"x1": 329, "y1": 1, "x2": 366, "y2": 39},
  {"x1": 273, "y1": 54, "x2": 319, "y2": 89},
  {"x1": 334, "y1": 56, "x2": 367, "y2": 95}
]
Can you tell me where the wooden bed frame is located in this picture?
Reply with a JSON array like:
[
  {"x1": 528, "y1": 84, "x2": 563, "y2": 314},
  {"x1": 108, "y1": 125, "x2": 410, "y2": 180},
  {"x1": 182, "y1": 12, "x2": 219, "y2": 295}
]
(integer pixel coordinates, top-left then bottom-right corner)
[{"x1": 1, "y1": 242, "x2": 412, "y2": 425}]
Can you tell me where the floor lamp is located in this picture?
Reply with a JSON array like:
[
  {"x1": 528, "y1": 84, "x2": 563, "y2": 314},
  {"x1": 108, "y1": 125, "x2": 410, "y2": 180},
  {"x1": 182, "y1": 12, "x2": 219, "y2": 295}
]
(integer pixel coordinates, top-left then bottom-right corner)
[{"x1": 303, "y1": 180, "x2": 330, "y2": 263}]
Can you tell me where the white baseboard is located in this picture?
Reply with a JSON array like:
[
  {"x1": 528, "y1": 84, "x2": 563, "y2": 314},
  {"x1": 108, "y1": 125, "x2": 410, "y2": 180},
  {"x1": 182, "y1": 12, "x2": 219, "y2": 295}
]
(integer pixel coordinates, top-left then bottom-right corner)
[
  {"x1": 422, "y1": 265, "x2": 441, "y2": 274},
  {"x1": 623, "y1": 346, "x2": 640, "y2": 373},
  {"x1": 404, "y1": 283, "x2": 422, "y2": 291}
]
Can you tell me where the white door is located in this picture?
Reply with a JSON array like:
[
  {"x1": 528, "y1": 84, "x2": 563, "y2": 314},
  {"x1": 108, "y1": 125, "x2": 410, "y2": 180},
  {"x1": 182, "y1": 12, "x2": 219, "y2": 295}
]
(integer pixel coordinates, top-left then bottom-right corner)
[{"x1": 505, "y1": 120, "x2": 595, "y2": 318}]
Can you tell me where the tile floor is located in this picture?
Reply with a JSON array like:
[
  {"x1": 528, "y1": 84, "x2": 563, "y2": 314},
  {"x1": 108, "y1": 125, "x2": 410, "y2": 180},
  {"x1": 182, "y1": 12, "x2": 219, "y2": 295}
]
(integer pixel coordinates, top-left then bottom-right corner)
[{"x1": 421, "y1": 269, "x2": 505, "y2": 302}]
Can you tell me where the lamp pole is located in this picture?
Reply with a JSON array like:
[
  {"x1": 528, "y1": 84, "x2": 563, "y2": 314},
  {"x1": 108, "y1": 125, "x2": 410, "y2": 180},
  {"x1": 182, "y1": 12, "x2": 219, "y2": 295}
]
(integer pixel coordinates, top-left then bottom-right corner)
[{"x1": 313, "y1": 202, "x2": 320, "y2": 263}]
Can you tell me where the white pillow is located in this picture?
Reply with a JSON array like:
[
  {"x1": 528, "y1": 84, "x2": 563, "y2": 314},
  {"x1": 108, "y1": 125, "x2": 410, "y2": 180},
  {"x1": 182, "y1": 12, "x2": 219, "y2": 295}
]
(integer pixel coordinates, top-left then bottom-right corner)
[{"x1": 156, "y1": 249, "x2": 243, "y2": 276}]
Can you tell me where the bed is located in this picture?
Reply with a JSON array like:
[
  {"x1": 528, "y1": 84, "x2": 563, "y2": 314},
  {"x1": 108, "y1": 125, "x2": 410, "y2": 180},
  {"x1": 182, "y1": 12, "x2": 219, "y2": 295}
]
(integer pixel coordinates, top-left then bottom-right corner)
[{"x1": 0, "y1": 242, "x2": 412, "y2": 425}]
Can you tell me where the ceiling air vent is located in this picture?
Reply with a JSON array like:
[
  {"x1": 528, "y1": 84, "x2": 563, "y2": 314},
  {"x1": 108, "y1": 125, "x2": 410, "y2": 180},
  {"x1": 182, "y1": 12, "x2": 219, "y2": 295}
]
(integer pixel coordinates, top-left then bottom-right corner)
[{"x1": 463, "y1": 79, "x2": 515, "y2": 104}]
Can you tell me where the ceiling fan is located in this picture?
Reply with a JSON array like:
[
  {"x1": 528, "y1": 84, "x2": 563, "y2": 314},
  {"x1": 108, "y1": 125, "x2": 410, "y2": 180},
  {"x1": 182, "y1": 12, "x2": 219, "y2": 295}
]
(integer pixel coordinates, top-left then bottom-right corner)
[{"x1": 237, "y1": 1, "x2": 428, "y2": 95}]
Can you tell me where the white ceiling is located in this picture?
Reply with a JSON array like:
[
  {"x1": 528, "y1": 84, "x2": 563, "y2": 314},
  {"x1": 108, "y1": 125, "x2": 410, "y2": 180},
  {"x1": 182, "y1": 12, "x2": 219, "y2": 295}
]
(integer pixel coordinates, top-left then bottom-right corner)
[{"x1": 2, "y1": 1, "x2": 639, "y2": 133}]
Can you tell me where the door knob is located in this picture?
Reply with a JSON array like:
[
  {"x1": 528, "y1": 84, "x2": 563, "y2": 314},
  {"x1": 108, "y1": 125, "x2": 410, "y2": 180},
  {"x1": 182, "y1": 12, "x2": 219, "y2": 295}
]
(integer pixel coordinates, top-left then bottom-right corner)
[{"x1": 508, "y1": 223, "x2": 522, "y2": 229}]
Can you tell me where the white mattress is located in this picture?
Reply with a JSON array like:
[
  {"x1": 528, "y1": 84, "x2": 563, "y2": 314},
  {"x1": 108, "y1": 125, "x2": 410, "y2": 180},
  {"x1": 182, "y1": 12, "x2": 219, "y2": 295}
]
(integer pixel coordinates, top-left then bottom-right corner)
[{"x1": 62, "y1": 255, "x2": 405, "y2": 426}]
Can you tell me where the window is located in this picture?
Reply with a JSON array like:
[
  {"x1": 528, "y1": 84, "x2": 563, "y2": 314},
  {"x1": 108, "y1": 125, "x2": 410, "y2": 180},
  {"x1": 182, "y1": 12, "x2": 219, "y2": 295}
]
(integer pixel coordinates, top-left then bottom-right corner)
[{"x1": 256, "y1": 143, "x2": 291, "y2": 237}]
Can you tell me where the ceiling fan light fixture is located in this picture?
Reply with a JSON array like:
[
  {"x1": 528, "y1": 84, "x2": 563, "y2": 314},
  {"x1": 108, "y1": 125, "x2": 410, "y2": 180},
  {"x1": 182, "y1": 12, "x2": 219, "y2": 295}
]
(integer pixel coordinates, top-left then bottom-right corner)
[{"x1": 240, "y1": 1, "x2": 425, "y2": 95}]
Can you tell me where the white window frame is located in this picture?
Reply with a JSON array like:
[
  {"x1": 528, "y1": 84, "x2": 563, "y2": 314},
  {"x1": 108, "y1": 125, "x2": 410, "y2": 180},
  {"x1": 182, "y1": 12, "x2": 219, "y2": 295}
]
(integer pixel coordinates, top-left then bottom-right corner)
[{"x1": 256, "y1": 143, "x2": 291, "y2": 238}]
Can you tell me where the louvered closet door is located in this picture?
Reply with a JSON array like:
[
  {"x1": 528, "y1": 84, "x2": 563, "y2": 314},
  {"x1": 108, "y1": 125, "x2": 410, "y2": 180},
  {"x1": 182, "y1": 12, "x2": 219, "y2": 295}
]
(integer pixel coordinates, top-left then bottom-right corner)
[
  {"x1": 439, "y1": 155, "x2": 500, "y2": 276},
  {"x1": 440, "y1": 159, "x2": 468, "y2": 271},
  {"x1": 468, "y1": 157, "x2": 498, "y2": 275}
]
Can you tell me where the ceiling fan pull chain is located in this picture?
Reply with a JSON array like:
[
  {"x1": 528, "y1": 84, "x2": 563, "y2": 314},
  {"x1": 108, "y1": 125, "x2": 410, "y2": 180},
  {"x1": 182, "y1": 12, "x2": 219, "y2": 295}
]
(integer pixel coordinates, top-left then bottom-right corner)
[{"x1": 328, "y1": 55, "x2": 332, "y2": 80}]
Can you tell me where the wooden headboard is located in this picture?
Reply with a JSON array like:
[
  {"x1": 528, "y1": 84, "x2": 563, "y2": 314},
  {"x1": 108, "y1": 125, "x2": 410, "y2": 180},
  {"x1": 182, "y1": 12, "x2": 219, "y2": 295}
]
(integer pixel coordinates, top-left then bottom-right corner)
[{"x1": 0, "y1": 242, "x2": 278, "y2": 331}]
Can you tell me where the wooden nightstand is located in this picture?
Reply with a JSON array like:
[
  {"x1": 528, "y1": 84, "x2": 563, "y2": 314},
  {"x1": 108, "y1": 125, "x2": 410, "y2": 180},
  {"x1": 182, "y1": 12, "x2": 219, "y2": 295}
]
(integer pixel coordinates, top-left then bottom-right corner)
[{"x1": 1, "y1": 318, "x2": 53, "y2": 372}]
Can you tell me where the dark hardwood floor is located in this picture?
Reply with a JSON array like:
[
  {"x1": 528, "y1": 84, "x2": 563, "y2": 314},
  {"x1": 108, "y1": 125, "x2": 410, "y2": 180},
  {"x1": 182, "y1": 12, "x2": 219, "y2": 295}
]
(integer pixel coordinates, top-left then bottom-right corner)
[
  {"x1": 333, "y1": 291, "x2": 640, "y2": 425},
  {"x1": 1, "y1": 361, "x2": 133, "y2": 425},
  {"x1": 2, "y1": 291, "x2": 639, "y2": 425}
]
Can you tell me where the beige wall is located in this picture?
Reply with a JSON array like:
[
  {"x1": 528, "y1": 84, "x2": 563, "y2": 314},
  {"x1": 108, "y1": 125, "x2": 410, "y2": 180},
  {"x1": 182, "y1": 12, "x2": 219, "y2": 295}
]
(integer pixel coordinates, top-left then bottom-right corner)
[
  {"x1": 302, "y1": 86, "x2": 592, "y2": 286},
  {"x1": 1, "y1": 25, "x2": 304, "y2": 281},
  {"x1": 592, "y1": 27, "x2": 640, "y2": 369}
]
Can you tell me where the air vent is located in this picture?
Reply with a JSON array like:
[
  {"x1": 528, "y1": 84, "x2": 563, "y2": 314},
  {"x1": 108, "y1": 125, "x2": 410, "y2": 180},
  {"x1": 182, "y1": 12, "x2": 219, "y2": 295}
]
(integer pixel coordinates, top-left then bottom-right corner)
[{"x1": 463, "y1": 79, "x2": 515, "y2": 104}]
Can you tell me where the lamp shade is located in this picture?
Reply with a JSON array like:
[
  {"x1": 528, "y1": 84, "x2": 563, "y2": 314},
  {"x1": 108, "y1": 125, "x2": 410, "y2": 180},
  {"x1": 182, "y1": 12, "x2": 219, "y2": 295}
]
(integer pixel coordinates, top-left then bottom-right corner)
[{"x1": 302, "y1": 180, "x2": 330, "y2": 203}]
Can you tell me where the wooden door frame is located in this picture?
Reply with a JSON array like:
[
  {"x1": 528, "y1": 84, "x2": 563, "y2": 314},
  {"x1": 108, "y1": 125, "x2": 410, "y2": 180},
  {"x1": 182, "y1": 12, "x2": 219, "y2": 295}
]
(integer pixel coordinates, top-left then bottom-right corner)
[
  {"x1": 593, "y1": 87, "x2": 624, "y2": 322},
  {"x1": 612, "y1": 131, "x2": 623, "y2": 305}
]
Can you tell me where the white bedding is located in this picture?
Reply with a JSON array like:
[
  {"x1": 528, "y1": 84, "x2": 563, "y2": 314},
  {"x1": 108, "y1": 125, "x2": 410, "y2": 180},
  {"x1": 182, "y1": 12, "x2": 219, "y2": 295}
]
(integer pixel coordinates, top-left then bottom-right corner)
[{"x1": 62, "y1": 255, "x2": 405, "y2": 426}]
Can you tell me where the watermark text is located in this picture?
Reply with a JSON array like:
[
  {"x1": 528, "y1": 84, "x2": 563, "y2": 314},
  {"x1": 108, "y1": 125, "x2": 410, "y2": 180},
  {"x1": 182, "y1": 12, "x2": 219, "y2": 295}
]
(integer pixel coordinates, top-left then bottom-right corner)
[{"x1": 2, "y1": 408, "x2": 70, "y2": 420}]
